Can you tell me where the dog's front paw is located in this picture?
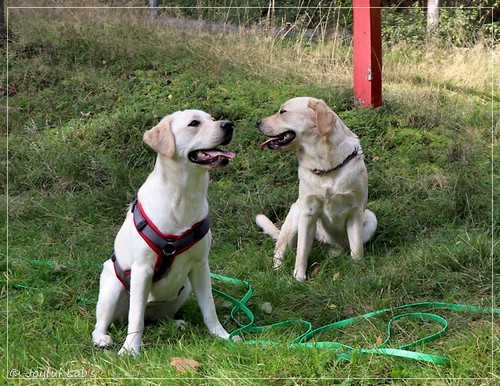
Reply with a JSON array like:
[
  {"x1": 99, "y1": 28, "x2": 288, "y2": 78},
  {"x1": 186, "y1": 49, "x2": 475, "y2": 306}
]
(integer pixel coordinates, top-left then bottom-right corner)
[
  {"x1": 273, "y1": 255, "x2": 284, "y2": 270},
  {"x1": 118, "y1": 345, "x2": 140, "y2": 357},
  {"x1": 351, "y1": 250, "x2": 363, "y2": 261},
  {"x1": 92, "y1": 332, "x2": 114, "y2": 348},
  {"x1": 209, "y1": 325, "x2": 230, "y2": 341},
  {"x1": 294, "y1": 274, "x2": 307, "y2": 282},
  {"x1": 293, "y1": 269, "x2": 307, "y2": 282}
]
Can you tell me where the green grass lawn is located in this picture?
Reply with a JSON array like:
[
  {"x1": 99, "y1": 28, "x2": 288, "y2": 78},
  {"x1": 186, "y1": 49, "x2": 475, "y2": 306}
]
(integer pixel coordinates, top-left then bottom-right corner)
[{"x1": 2, "y1": 6, "x2": 499, "y2": 385}]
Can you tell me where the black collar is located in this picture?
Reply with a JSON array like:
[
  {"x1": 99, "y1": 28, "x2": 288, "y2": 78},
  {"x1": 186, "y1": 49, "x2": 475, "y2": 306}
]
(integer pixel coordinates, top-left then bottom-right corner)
[{"x1": 310, "y1": 148, "x2": 363, "y2": 176}]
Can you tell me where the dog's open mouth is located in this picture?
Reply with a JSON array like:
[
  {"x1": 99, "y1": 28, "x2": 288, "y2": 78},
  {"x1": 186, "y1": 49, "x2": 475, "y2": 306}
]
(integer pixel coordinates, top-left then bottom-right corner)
[
  {"x1": 260, "y1": 131, "x2": 296, "y2": 150},
  {"x1": 188, "y1": 149, "x2": 235, "y2": 167}
]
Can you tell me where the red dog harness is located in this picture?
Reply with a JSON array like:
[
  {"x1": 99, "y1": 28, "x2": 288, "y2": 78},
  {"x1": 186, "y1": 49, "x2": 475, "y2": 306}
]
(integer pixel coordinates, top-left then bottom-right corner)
[{"x1": 111, "y1": 196, "x2": 210, "y2": 291}]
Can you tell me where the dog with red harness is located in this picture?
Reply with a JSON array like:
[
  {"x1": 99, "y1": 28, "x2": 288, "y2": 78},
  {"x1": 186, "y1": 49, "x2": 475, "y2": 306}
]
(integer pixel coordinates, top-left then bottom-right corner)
[{"x1": 92, "y1": 110, "x2": 235, "y2": 356}]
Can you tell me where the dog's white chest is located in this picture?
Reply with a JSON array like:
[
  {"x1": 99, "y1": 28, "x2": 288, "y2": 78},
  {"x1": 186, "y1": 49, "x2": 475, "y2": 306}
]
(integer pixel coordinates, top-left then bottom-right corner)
[{"x1": 324, "y1": 191, "x2": 357, "y2": 217}]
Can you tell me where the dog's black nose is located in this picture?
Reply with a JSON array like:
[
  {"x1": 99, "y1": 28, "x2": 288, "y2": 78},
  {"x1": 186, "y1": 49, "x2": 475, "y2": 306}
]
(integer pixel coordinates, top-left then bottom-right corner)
[
  {"x1": 256, "y1": 120, "x2": 262, "y2": 126},
  {"x1": 220, "y1": 121, "x2": 234, "y2": 145},
  {"x1": 220, "y1": 121, "x2": 234, "y2": 131}
]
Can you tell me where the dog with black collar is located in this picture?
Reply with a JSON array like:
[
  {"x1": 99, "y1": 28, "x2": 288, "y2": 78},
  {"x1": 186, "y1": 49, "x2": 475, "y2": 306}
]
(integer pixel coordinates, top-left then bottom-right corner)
[{"x1": 256, "y1": 97, "x2": 377, "y2": 281}]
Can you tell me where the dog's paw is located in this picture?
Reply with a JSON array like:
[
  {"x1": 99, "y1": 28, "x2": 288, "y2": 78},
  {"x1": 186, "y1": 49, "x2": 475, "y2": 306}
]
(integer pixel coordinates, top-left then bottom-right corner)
[
  {"x1": 118, "y1": 345, "x2": 140, "y2": 357},
  {"x1": 351, "y1": 250, "x2": 363, "y2": 261},
  {"x1": 174, "y1": 319, "x2": 187, "y2": 330},
  {"x1": 294, "y1": 275, "x2": 307, "y2": 282},
  {"x1": 209, "y1": 325, "x2": 231, "y2": 341},
  {"x1": 293, "y1": 270, "x2": 307, "y2": 282},
  {"x1": 92, "y1": 333, "x2": 114, "y2": 348},
  {"x1": 273, "y1": 256, "x2": 284, "y2": 270}
]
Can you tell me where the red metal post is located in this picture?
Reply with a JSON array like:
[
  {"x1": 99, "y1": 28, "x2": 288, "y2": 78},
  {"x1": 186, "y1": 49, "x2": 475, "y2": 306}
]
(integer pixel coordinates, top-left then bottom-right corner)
[{"x1": 353, "y1": 0, "x2": 382, "y2": 107}]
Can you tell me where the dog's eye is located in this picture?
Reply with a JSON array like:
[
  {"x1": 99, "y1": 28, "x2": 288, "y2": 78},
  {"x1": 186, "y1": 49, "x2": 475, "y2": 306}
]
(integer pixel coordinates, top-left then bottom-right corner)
[
  {"x1": 188, "y1": 120, "x2": 200, "y2": 127},
  {"x1": 279, "y1": 109, "x2": 287, "y2": 114}
]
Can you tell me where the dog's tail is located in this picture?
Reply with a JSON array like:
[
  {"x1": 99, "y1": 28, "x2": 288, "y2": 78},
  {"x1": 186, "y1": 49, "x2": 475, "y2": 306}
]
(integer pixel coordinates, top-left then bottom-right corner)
[{"x1": 256, "y1": 214, "x2": 280, "y2": 240}]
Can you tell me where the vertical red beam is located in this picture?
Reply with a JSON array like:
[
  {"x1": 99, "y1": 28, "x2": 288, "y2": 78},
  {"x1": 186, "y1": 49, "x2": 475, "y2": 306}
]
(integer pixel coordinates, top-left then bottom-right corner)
[{"x1": 353, "y1": 0, "x2": 382, "y2": 107}]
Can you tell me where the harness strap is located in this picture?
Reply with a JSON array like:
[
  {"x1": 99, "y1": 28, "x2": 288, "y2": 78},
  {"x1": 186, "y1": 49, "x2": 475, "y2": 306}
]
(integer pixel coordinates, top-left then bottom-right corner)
[
  {"x1": 112, "y1": 196, "x2": 210, "y2": 291},
  {"x1": 111, "y1": 251, "x2": 130, "y2": 289}
]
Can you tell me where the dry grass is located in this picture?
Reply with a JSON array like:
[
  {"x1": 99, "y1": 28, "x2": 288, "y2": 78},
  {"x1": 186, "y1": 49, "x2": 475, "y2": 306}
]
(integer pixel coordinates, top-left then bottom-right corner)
[
  {"x1": 160, "y1": 18, "x2": 496, "y2": 103},
  {"x1": 383, "y1": 44, "x2": 497, "y2": 95},
  {"x1": 7, "y1": 1, "x2": 497, "y2": 96}
]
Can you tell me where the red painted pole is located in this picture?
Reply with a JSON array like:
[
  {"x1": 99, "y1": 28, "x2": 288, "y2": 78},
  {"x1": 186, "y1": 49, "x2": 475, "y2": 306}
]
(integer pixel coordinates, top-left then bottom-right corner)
[{"x1": 353, "y1": 0, "x2": 382, "y2": 107}]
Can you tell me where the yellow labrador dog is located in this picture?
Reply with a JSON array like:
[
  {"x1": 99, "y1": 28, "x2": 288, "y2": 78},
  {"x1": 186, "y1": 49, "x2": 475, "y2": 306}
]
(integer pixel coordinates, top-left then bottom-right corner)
[
  {"x1": 256, "y1": 97, "x2": 377, "y2": 281},
  {"x1": 92, "y1": 110, "x2": 235, "y2": 356}
]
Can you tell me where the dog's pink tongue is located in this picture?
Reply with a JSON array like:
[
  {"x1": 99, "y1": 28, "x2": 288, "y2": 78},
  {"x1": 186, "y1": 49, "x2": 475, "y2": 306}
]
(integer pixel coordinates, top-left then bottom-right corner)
[
  {"x1": 206, "y1": 150, "x2": 235, "y2": 159},
  {"x1": 260, "y1": 138, "x2": 275, "y2": 149}
]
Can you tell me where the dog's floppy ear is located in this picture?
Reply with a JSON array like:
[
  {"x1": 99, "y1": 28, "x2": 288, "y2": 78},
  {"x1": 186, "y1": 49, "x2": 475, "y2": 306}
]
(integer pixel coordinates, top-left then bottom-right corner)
[
  {"x1": 143, "y1": 118, "x2": 176, "y2": 157},
  {"x1": 308, "y1": 98, "x2": 336, "y2": 136}
]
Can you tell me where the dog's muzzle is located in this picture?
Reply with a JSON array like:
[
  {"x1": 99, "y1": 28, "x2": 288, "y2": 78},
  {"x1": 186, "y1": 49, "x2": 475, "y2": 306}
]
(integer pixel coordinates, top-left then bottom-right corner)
[{"x1": 188, "y1": 121, "x2": 235, "y2": 167}]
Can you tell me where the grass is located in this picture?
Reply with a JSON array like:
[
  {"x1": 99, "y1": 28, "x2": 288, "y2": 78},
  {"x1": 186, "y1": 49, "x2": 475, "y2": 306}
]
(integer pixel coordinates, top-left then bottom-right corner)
[{"x1": 3, "y1": 4, "x2": 499, "y2": 385}]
